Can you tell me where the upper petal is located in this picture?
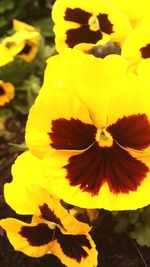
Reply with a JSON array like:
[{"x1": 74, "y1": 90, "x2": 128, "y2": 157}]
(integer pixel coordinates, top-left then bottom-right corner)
[
  {"x1": 26, "y1": 91, "x2": 95, "y2": 158},
  {"x1": 107, "y1": 80, "x2": 150, "y2": 154}
]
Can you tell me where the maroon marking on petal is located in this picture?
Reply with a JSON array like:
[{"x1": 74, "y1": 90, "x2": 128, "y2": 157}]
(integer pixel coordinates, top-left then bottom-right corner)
[
  {"x1": 18, "y1": 43, "x2": 32, "y2": 55},
  {"x1": 39, "y1": 203, "x2": 62, "y2": 225},
  {"x1": 66, "y1": 26, "x2": 102, "y2": 48},
  {"x1": 20, "y1": 223, "x2": 54, "y2": 246},
  {"x1": 107, "y1": 114, "x2": 150, "y2": 150},
  {"x1": 55, "y1": 228, "x2": 91, "y2": 262},
  {"x1": 98, "y1": 13, "x2": 114, "y2": 34},
  {"x1": 49, "y1": 118, "x2": 97, "y2": 150},
  {"x1": 0, "y1": 86, "x2": 5, "y2": 96},
  {"x1": 64, "y1": 8, "x2": 91, "y2": 24},
  {"x1": 140, "y1": 44, "x2": 150, "y2": 58},
  {"x1": 64, "y1": 142, "x2": 148, "y2": 195}
]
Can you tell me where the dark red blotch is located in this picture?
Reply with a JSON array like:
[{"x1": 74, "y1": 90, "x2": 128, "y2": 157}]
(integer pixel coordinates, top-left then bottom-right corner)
[
  {"x1": 55, "y1": 228, "x2": 91, "y2": 262},
  {"x1": 0, "y1": 86, "x2": 5, "y2": 96},
  {"x1": 49, "y1": 118, "x2": 97, "y2": 150},
  {"x1": 63, "y1": 114, "x2": 150, "y2": 195},
  {"x1": 20, "y1": 223, "x2": 54, "y2": 246},
  {"x1": 39, "y1": 203, "x2": 62, "y2": 226},
  {"x1": 98, "y1": 13, "x2": 114, "y2": 34},
  {"x1": 64, "y1": 8, "x2": 91, "y2": 24},
  {"x1": 140, "y1": 44, "x2": 150, "y2": 58}
]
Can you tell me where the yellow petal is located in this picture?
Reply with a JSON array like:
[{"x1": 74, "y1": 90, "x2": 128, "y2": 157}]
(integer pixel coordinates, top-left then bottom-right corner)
[
  {"x1": 26, "y1": 91, "x2": 94, "y2": 158},
  {"x1": 122, "y1": 25, "x2": 150, "y2": 68},
  {"x1": 0, "y1": 218, "x2": 53, "y2": 257},
  {"x1": 0, "y1": 80, "x2": 15, "y2": 106},
  {"x1": 4, "y1": 151, "x2": 48, "y2": 214},
  {"x1": 0, "y1": 45, "x2": 14, "y2": 67},
  {"x1": 49, "y1": 231, "x2": 97, "y2": 267}
]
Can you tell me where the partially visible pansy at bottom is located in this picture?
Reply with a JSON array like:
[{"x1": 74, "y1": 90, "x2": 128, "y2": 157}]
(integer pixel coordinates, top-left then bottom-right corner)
[
  {"x1": 26, "y1": 52, "x2": 150, "y2": 211},
  {"x1": 52, "y1": 0, "x2": 131, "y2": 52},
  {"x1": 0, "y1": 151, "x2": 97, "y2": 267},
  {"x1": 0, "y1": 80, "x2": 15, "y2": 106}
]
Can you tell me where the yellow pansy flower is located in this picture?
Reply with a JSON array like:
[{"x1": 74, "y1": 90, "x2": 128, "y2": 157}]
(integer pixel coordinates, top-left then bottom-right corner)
[
  {"x1": 52, "y1": 0, "x2": 131, "y2": 52},
  {"x1": 1, "y1": 151, "x2": 97, "y2": 267},
  {"x1": 0, "y1": 19, "x2": 41, "y2": 64},
  {"x1": 0, "y1": 80, "x2": 15, "y2": 106},
  {"x1": 26, "y1": 50, "x2": 150, "y2": 211}
]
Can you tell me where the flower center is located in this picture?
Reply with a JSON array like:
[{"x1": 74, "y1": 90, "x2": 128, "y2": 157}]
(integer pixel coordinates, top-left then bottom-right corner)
[
  {"x1": 96, "y1": 128, "x2": 113, "y2": 147},
  {"x1": 0, "y1": 85, "x2": 5, "y2": 96},
  {"x1": 88, "y1": 16, "x2": 99, "y2": 31}
]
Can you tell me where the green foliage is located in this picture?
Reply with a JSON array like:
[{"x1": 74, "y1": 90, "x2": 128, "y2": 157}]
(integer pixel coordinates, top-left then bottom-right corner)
[
  {"x1": 0, "y1": 0, "x2": 56, "y2": 117},
  {"x1": 131, "y1": 223, "x2": 150, "y2": 247},
  {"x1": 130, "y1": 206, "x2": 150, "y2": 246},
  {"x1": 0, "y1": 0, "x2": 14, "y2": 14},
  {"x1": 32, "y1": 18, "x2": 54, "y2": 38},
  {"x1": 0, "y1": 0, "x2": 31, "y2": 30},
  {"x1": 9, "y1": 142, "x2": 27, "y2": 153},
  {"x1": 112, "y1": 205, "x2": 150, "y2": 247}
]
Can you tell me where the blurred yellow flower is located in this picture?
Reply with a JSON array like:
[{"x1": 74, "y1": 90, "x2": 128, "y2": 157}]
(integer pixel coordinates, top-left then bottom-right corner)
[
  {"x1": 0, "y1": 19, "x2": 41, "y2": 65},
  {"x1": 0, "y1": 80, "x2": 15, "y2": 106}
]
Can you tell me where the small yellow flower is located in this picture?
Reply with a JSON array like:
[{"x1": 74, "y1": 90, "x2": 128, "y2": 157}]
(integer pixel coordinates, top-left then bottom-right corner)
[
  {"x1": 1, "y1": 151, "x2": 97, "y2": 267},
  {"x1": 0, "y1": 19, "x2": 41, "y2": 64},
  {"x1": 52, "y1": 0, "x2": 131, "y2": 52},
  {"x1": 0, "y1": 80, "x2": 15, "y2": 106},
  {"x1": 25, "y1": 50, "x2": 150, "y2": 211}
]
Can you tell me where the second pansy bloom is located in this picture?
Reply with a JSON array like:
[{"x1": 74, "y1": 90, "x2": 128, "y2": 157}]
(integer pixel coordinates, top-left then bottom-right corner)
[{"x1": 52, "y1": 0, "x2": 131, "y2": 52}]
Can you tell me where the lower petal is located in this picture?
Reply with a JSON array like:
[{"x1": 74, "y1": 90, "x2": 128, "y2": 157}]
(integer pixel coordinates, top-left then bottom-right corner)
[
  {"x1": 50, "y1": 229, "x2": 97, "y2": 267},
  {"x1": 43, "y1": 150, "x2": 150, "y2": 210},
  {"x1": 0, "y1": 218, "x2": 53, "y2": 257}
]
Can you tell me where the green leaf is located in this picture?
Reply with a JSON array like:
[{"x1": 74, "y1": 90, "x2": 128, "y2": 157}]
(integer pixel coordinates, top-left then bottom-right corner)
[
  {"x1": 131, "y1": 223, "x2": 150, "y2": 247},
  {"x1": 9, "y1": 142, "x2": 27, "y2": 152},
  {"x1": 114, "y1": 216, "x2": 129, "y2": 234},
  {"x1": 0, "y1": 17, "x2": 7, "y2": 28},
  {"x1": 0, "y1": 107, "x2": 12, "y2": 117},
  {"x1": 32, "y1": 18, "x2": 54, "y2": 37},
  {"x1": 142, "y1": 206, "x2": 150, "y2": 227},
  {"x1": 129, "y1": 209, "x2": 143, "y2": 224},
  {"x1": 0, "y1": 0, "x2": 14, "y2": 14},
  {"x1": 25, "y1": 75, "x2": 41, "y2": 106},
  {"x1": 0, "y1": 59, "x2": 37, "y2": 84},
  {"x1": 11, "y1": 97, "x2": 29, "y2": 114}
]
